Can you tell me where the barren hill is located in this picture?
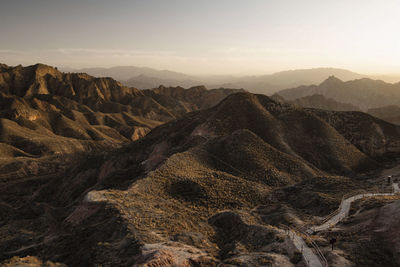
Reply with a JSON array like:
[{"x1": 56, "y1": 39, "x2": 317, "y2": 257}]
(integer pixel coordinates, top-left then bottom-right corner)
[
  {"x1": 0, "y1": 63, "x2": 241, "y2": 158},
  {"x1": 2, "y1": 91, "x2": 400, "y2": 265}
]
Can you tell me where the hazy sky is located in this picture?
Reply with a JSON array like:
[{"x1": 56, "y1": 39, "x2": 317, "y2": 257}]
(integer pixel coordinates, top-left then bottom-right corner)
[{"x1": 0, "y1": 0, "x2": 399, "y2": 75}]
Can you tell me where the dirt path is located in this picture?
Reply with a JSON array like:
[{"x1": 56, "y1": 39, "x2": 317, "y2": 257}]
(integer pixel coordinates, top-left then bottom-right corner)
[
  {"x1": 278, "y1": 168, "x2": 400, "y2": 267},
  {"x1": 287, "y1": 182, "x2": 400, "y2": 266},
  {"x1": 310, "y1": 183, "x2": 399, "y2": 233},
  {"x1": 281, "y1": 225, "x2": 327, "y2": 267}
]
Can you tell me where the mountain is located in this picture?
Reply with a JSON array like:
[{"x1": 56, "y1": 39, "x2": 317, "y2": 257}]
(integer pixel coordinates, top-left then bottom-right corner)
[
  {"x1": 0, "y1": 63, "x2": 241, "y2": 159},
  {"x1": 63, "y1": 66, "x2": 393, "y2": 94},
  {"x1": 124, "y1": 74, "x2": 204, "y2": 89},
  {"x1": 218, "y1": 68, "x2": 367, "y2": 95},
  {"x1": 62, "y1": 66, "x2": 197, "y2": 82},
  {"x1": 62, "y1": 66, "x2": 238, "y2": 90},
  {"x1": 277, "y1": 76, "x2": 400, "y2": 110},
  {"x1": 62, "y1": 66, "x2": 204, "y2": 89},
  {"x1": 2, "y1": 91, "x2": 400, "y2": 265}
]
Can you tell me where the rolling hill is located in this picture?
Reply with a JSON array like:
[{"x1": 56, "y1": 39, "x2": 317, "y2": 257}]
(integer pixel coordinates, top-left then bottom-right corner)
[{"x1": 2, "y1": 91, "x2": 400, "y2": 265}]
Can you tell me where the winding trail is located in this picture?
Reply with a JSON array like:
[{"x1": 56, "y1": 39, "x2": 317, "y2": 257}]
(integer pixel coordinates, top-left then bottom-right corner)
[
  {"x1": 280, "y1": 224, "x2": 327, "y2": 267},
  {"x1": 310, "y1": 183, "x2": 399, "y2": 233},
  {"x1": 283, "y1": 183, "x2": 400, "y2": 267},
  {"x1": 289, "y1": 230, "x2": 324, "y2": 267}
]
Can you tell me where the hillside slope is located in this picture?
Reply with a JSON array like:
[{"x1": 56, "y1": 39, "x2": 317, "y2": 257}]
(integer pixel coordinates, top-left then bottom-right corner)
[
  {"x1": 2, "y1": 92, "x2": 400, "y2": 265},
  {"x1": 0, "y1": 63, "x2": 241, "y2": 158}
]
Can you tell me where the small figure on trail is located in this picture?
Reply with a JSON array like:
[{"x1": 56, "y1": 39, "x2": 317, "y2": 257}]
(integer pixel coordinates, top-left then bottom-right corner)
[
  {"x1": 330, "y1": 238, "x2": 337, "y2": 251},
  {"x1": 388, "y1": 175, "x2": 392, "y2": 185}
]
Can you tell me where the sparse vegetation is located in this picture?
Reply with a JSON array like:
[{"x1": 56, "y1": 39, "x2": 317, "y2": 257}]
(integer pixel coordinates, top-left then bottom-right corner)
[{"x1": 2, "y1": 66, "x2": 400, "y2": 266}]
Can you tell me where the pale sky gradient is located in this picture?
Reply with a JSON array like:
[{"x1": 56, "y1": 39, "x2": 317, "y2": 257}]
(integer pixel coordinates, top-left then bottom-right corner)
[{"x1": 0, "y1": 0, "x2": 399, "y2": 75}]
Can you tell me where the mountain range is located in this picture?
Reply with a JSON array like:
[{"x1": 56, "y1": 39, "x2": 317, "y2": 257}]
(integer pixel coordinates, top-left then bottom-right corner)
[
  {"x1": 2, "y1": 63, "x2": 400, "y2": 266},
  {"x1": 3, "y1": 88, "x2": 400, "y2": 265},
  {"x1": 277, "y1": 76, "x2": 400, "y2": 111},
  {"x1": 62, "y1": 66, "x2": 400, "y2": 95}
]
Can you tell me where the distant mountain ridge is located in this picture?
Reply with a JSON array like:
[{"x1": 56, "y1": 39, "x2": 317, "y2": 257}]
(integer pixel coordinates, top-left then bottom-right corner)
[
  {"x1": 124, "y1": 74, "x2": 203, "y2": 89},
  {"x1": 61, "y1": 65, "x2": 400, "y2": 94},
  {"x1": 274, "y1": 90, "x2": 400, "y2": 126},
  {"x1": 62, "y1": 65, "x2": 196, "y2": 81},
  {"x1": 62, "y1": 66, "x2": 204, "y2": 90},
  {"x1": 217, "y1": 68, "x2": 368, "y2": 95},
  {"x1": 272, "y1": 94, "x2": 360, "y2": 111},
  {"x1": 277, "y1": 76, "x2": 400, "y2": 110}
]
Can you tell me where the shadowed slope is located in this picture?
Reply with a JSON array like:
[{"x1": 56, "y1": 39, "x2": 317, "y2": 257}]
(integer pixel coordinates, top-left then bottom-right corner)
[{"x1": 179, "y1": 93, "x2": 380, "y2": 174}]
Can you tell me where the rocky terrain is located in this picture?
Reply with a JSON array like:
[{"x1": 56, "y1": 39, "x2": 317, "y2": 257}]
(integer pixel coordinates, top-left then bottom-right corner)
[
  {"x1": 2, "y1": 85, "x2": 400, "y2": 266},
  {"x1": 0, "y1": 63, "x2": 241, "y2": 160}
]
